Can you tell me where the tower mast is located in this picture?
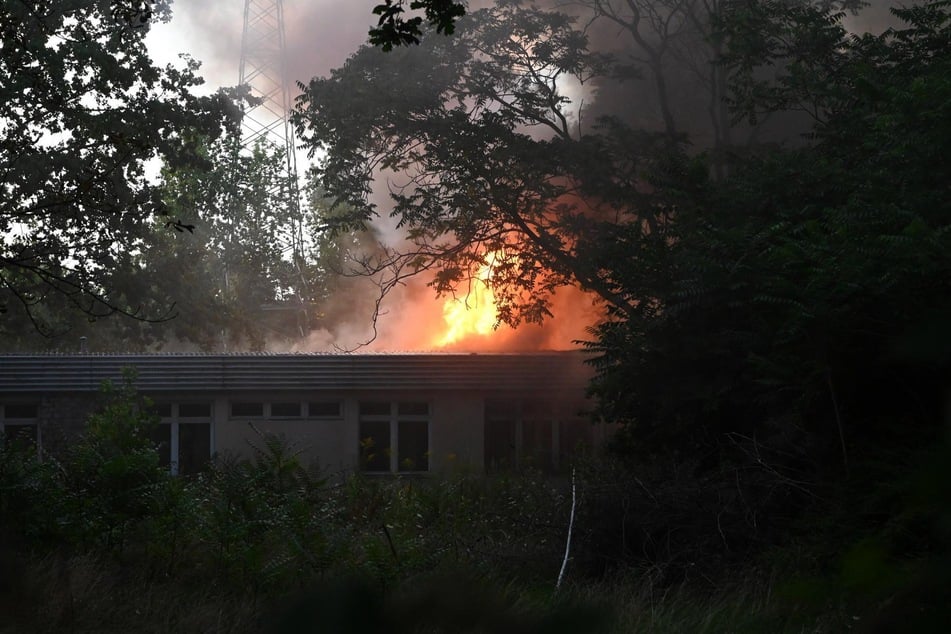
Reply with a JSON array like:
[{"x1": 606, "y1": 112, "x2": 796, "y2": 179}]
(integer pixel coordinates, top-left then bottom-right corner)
[{"x1": 238, "y1": 0, "x2": 309, "y2": 336}]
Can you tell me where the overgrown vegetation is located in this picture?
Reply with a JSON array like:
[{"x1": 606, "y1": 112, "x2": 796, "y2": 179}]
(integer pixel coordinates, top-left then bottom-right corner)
[
  {"x1": 2, "y1": 371, "x2": 949, "y2": 631},
  {"x1": 0, "y1": 378, "x2": 586, "y2": 631},
  {"x1": 577, "y1": 2, "x2": 951, "y2": 628}
]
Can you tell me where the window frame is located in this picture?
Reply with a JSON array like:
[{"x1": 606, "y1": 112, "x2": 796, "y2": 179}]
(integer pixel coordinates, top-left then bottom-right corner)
[
  {"x1": 307, "y1": 400, "x2": 343, "y2": 419},
  {"x1": 484, "y1": 399, "x2": 561, "y2": 473},
  {"x1": 153, "y1": 402, "x2": 213, "y2": 476},
  {"x1": 227, "y1": 400, "x2": 344, "y2": 420},
  {"x1": 269, "y1": 401, "x2": 303, "y2": 419},
  {"x1": 230, "y1": 401, "x2": 265, "y2": 418},
  {"x1": 358, "y1": 400, "x2": 430, "y2": 474},
  {"x1": 0, "y1": 402, "x2": 41, "y2": 454}
]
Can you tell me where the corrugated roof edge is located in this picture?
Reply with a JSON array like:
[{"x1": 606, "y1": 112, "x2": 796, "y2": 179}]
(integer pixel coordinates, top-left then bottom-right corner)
[
  {"x1": 0, "y1": 351, "x2": 594, "y2": 394},
  {"x1": 0, "y1": 350, "x2": 586, "y2": 357}
]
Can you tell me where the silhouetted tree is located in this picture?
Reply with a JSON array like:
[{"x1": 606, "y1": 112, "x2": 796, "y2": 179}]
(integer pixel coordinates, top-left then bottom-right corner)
[{"x1": 0, "y1": 0, "x2": 235, "y2": 336}]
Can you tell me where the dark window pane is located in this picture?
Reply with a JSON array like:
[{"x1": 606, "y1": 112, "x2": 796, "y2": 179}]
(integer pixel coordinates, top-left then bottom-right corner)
[
  {"x1": 485, "y1": 400, "x2": 517, "y2": 418},
  {"x1": 308, "y1": 401, "x2": 341, "y2": 417},
  {"x1": 523, "y1": 419, "x2": 553, "y2": 471},
  {"x1": 271, "y1": 402, "x2": 301, "y2": 417},
  {"x1": 559, "y1": 419, "x2": 592, "y2": 464},
  {"x1": 359, "y1": 401, "x2": 390, "y2": 416},
  {"x1": 398, "y1": 420, "x2": 428, "y2": 472},
  {"x1": 150, "y1": 424, "x2": 171, "y2": 469},
  {"x1": 231, "y1": 402, "x2": 264, "y2": 417},
  {"x1": 179, "y1": 403, "x2": 211, "y2": 418},
  {"x1": 522, "y1": 400, "x2": 551, "y2": 417},
  {"x1": 179, "y1": 423, "x2": 211, "y2": 475},
  {"x1": 397, "y1": 402, "x2": 428, "y2": 416},
  {"x1": 3, "y1": 424, "x2": 37, "y2": 448},
  {"x1": 4, "y1": 403, "x2": 38, "y2": 419},
  {"x1": 484, "y1": 418, "x2": 517, "y2": 473},
  {"x1": 359, "y1": 420, "x2": 390, "y2": 471},
  {"x1": 152, "y1": 403, "x2": 173, "y2": 418}
]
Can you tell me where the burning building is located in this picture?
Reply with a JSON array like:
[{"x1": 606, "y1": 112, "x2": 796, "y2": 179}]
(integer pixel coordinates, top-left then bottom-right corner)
[{"x1": 0, "y1": 352, "x2": 609, "y2": 475}]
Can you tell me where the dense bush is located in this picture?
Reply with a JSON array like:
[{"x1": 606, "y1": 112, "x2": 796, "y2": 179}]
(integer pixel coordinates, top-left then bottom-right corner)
[
  {"x1": 2, "y1": 372, "x2": 949, "y2": 632},
  {"x1": 0, "y1": 377, "x2": 588, "y2": 630}
]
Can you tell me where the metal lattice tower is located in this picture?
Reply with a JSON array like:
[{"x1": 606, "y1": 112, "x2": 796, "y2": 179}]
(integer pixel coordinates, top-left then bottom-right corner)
[
  {"x1": 239, "y1": 0, "x2": 296, "y2": 157},
  {"x1": 239, "y1": 0, "x2": 304, "y2": 259},
  {"x1": 238, "y1": 0, "x2": 310, "y2": 336}
]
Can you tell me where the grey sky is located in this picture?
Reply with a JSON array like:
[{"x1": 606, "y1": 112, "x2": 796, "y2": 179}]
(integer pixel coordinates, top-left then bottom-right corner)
[{"x1": 147, "y1": 1, "x2": 374, "y2": 95}]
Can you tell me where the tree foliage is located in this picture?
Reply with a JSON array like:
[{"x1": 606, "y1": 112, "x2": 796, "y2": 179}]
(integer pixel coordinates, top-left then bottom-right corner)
[
  {"x1": 150, "y1": 134, "x2": 313, "y2": 350},
  {"x1": 0, "y1": 0, "x2": 235, "y2": 335},
  {"x1": 369, "y1": 0, "x2": 467, "y2": 50},
  {"x1": 297, "y1": 1, "x2": 673, "y2": 327},
  {"x1": 307, "y1": 0, "x2": 951, "y2": 580},
  {"x1": 588, "y1": 0, "x2": 951, "y2": 489},
  {"x1": 0, "y1": 376, "x2": 606, "y2": 630},
  {"x1": 0, "y1": 129, "x2": 324, "y2": 351}
]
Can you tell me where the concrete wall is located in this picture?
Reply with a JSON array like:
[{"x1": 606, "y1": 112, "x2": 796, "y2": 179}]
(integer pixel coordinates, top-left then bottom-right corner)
[
  {"x1": 38, "y1": 394, "x2": 97, "y2": 457},
  {"x1": 430, "y1": 392, "x2": 484, "y2": 471},
  {"x1": 6, "y1": 388, "x2": 608, "y2": 476},
  {"x1": 206, "y1": 389, "x2": 570, "y2": 474},
  {"x1": 207, "y1": 390, "x2": 484, "y2": 474},
  {"x1": 207, "y1": 393, "x2": 352, "y2": 474}
]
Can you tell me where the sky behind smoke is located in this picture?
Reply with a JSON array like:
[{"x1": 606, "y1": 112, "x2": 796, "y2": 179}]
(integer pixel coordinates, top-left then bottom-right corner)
[
  {"x1": 146, "y1": 0, "x2": 901, "y2": 113},
  {"x1": 146, "y1": 1, "x2": 373, "y2": 94}
]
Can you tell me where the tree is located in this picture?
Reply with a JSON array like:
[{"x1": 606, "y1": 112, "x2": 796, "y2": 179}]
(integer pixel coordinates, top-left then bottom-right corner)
[
  {"x1": 575, "y1": 0, "x2": 866, "y2": 176},
  {"x1": 153, "y1": 134, "x2": 312, "y2": 350},
  {"x1": 589, "y1": 0, "x2": 951, "y2": 461},
  {"x1": 0, "y1": 0, "x2": 235, "y2": 336},
  {"x1": 568, "y1": 1, "x2": 951, "y2": 576},
  {"x1": 296, "y1": 1, "x2": 675, "y2": 328},
  {"x1": 368, "y1": 0, "x2": 467, "y2": 50},
  {"x1": 301, "y1": 189, "x2": 392, "y2": 349}
]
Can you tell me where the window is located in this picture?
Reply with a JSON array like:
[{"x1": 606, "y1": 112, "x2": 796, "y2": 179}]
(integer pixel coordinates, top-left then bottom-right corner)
[
  {"x1": 2, "y1": 424, "x2": 38, "y2": 447},
  {"x1": 359, "y1": 401, "x2": 429, "y2": 473},
  {"x1": 151, "y1": 402, "x2": 212, "y2": 476},
  {"x1": 484, "y1": 400, "x2": 517, "y2": 472},
  {"x1": 178, "y1": 422, "x2": 211, "y2": 476},
  {"x1": 1, "y1": 403, "x2": 40, "y2": 451},
  {"x1": 484, "y1": 400, "x2": 559, "y2": 473},
  {"x1": 308, "y1": 401, "x2": 342, "y2": 418},
  {"x1": 359, "y1": 401, "x2": 390, "y2": 416},
  {"x1": 153, "y1": 402, "x2": 173, "y2": 418},
  {"x1": 559, "y1": 417, "x2": 594, "y2": 465},
  {"x1": 522, "y1": 418, "x2": 553, "y2": 469},
  {"x1": 4, "y1": 403, "x2": 38, "y2": 419},
  {"x1": 359, "y1": 419, "x2": 390, "y2": 472},
  {"x1": 231, "y1": 402, "x2": 264, "y2": 417},
  {"x1": 398, "y1": 402, "x2": 428, "y2": 416},
  {"x1": 229, "y1": 401, "x2": 332, "y2": 419},
  {"x1": 271, "y1": 402, "x2": 302, "y2": 418},
  {"x1": 179, "y1": 403, "x2": 211, "y2": 418},
  {"x1": 398, "y1": 420, "x2": 428, "y2": 472}
]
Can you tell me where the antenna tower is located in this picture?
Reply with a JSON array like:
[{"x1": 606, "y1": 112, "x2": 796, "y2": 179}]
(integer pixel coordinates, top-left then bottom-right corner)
[{"x1": 238, "y1": 0, "x2": 310, "y2": 334}]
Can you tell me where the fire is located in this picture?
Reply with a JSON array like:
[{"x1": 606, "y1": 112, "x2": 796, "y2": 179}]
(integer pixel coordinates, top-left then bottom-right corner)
[{"x1": 434, "y1": 253, "x2": 502, "y2": 347}]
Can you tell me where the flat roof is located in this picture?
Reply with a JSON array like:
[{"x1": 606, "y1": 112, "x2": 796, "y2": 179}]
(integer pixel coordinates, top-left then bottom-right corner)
[{"x1": 0, "y1": 352, "x2": 593, "y2": 394}]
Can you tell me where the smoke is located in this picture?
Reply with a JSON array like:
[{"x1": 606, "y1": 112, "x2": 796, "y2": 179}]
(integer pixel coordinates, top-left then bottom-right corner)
[
  {"x1": 149, "y1": 1, "x2": 375, "y2": 91},
  {"x1": 150, "y1": 0, "x2": 911, "y2": 140},
  {"x1": 843, "y1": 0, "x2": 911, "y2": 35},
  {"x1": 288, "y1": 273, "x2": 602, "y2": 353},
  {"x1": 153, "y1": 0, "x2": 906, "y2": 353},
  {"x1": 148, "y1": 0, "x2": 608, "y2": 353}
]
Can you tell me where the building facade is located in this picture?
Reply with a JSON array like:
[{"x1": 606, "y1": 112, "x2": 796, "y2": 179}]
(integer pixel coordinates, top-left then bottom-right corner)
[{"x1": 0, "y1": 353, "x2": 608, "y2": 475}]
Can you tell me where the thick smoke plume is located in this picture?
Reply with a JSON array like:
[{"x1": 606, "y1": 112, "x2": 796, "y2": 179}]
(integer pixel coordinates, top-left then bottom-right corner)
[{"x1": 148, "y1": 0, "x2": 904, "y2": 353}]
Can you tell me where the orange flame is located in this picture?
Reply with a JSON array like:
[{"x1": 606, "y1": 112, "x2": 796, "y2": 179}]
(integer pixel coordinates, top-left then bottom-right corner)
[{"x1": 433, "y1": 252, "x2": 503, "y2": 347}]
